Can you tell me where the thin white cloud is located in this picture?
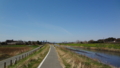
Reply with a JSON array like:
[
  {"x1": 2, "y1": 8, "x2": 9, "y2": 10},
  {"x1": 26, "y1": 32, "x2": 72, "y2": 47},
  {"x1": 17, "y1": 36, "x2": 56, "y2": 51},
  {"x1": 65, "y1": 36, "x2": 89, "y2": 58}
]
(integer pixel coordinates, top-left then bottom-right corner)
[{"x1": 35, "y1": 22, "x2": 72, "y2": 35}]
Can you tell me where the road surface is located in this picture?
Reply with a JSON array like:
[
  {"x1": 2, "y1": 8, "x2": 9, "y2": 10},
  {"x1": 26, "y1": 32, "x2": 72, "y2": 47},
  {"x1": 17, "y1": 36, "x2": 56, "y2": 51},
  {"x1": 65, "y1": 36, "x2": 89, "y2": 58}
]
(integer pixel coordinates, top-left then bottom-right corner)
[{"x1": 38, "y1": 45, "x2": 62, "y2": 68}]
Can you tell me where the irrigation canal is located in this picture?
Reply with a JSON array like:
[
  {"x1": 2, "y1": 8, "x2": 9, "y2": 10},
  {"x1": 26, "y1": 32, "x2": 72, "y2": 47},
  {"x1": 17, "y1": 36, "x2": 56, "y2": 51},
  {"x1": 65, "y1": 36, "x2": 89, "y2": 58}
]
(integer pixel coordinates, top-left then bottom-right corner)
[
  {"x1": 68, "y1": 46, "x2": 120, "y2": 68},
  {"x1": 55, "y1": 44, "x2": 120, "y2": 68}
]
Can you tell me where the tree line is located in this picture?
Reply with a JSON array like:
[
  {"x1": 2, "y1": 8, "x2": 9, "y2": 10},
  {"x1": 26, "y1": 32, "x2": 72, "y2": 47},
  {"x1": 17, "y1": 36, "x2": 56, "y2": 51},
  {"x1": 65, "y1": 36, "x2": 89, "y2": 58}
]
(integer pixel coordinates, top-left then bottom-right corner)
[
  {"x1": 63, "y1": 37, "x2": 120, "y2": 44},
  {"x1": 0, "y1": 40, "x2": 48, "y2": 45},
  {"x1": 88, "y1": 37, "x2": 120, "y2": 43}
]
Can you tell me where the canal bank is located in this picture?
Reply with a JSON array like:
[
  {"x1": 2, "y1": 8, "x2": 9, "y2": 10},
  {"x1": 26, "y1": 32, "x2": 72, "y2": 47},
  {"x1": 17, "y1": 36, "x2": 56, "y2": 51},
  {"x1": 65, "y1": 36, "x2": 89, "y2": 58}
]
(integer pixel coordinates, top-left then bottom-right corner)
[
  {"x1": 55, "y1": 44, "x2": 111, "y2": 68},
  {"x1": 66, "y1": 46, "x2": 120, "y2": 68}
]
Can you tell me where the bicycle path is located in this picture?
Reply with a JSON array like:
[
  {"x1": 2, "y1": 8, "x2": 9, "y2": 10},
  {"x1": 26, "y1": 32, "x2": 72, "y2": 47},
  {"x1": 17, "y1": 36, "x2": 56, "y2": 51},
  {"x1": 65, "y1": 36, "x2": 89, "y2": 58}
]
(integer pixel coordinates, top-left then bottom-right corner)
[{"x1": 38, "y1": 45, "x2": 62, "y2": 68}]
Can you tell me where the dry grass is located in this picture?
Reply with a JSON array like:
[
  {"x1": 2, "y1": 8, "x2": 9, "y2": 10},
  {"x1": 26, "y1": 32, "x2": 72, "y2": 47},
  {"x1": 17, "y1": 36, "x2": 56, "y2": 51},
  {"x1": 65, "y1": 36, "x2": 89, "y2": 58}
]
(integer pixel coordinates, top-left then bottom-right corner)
[
  {"x1": 55, "y1": 46, "x2": 111, "y2": 68},
  {"x1": 9, "y1": 44, "x2": 50, "y2": 68},
  {"x1": 0, "y1": 47, "x2": 31, "y2": 60}
]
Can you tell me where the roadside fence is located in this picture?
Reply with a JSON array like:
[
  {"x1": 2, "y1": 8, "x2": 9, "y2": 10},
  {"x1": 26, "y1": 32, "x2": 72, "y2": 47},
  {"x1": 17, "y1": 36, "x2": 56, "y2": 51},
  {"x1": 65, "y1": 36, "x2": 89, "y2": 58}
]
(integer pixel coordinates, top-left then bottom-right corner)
[{"x1": 0, "y1": 45, "x2": 44, "y2": 68}]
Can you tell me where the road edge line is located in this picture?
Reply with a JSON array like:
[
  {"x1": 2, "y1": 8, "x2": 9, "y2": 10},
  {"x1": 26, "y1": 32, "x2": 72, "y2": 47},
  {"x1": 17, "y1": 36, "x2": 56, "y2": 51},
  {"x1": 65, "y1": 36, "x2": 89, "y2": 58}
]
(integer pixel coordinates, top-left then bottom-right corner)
[{"x1": 37, "y1": 45, "x2": 51, "y2": 68}]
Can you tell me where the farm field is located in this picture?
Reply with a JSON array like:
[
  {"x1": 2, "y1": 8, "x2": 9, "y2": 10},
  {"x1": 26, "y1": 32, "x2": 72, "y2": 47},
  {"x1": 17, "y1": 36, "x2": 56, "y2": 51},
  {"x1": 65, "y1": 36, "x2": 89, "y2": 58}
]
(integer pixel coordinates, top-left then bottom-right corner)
[
  {"x1": 59, "y1": 43, "x2": 120, "y2": 52},
  {"x1": 0, "y1": 45, "x2": 39, "y2": 61}
]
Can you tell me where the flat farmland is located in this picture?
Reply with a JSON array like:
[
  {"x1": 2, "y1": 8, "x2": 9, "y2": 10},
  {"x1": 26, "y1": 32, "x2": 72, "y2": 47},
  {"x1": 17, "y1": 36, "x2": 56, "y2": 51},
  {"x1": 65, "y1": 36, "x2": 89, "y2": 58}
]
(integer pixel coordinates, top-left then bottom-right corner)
[{"x1": 0, "y1": 45, "x2": 39, "y2": 60}]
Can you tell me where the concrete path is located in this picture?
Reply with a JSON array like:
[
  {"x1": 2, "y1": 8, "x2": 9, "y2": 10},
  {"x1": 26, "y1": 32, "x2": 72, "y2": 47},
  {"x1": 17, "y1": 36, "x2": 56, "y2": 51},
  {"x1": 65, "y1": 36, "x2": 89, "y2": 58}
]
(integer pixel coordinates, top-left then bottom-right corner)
[{"x1": 38, "y1": 45, "x2": 62, "y2": 68}]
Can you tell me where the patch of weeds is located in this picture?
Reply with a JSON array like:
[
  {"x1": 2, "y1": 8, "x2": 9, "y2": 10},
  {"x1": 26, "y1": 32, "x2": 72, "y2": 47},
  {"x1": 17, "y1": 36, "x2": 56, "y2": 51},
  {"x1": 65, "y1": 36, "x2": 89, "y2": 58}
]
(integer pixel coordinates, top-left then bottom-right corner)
[{"x1": 63, "y1": 59, "x2": 71, "y2": 68}]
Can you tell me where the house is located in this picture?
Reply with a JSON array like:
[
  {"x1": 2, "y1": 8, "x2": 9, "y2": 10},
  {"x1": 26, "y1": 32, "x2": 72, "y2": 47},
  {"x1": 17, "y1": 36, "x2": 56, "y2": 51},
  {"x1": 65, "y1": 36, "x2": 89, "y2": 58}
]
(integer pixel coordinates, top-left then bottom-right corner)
[{"x1": 6, "y1": 40, "x2": 24, "y2": 45}]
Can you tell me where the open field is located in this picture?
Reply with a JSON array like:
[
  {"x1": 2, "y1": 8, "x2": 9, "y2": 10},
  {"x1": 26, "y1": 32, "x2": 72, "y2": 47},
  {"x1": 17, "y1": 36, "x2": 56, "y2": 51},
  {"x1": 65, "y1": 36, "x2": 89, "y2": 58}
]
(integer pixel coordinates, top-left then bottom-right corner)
[
  {"x1": 55, "y1": 46, "x2": 111, "y2": 68},
  {"x1": 0, "y1": 45, "x2": 39, "y2": 48},
  {"x1": 8, "y1": 44, "x2": 49, "y2": 68},
  {"x1": 59, "y1": 43, "x2": 120, "y2": 52},
  {"x1": 0, "y1": 45, "x2": 39, "y2": 60}
]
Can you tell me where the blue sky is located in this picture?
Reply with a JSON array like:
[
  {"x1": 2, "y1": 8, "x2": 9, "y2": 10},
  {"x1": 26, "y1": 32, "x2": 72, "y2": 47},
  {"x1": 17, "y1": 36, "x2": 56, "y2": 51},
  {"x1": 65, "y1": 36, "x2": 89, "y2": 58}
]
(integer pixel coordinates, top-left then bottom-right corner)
[{"x1": 0, "y1": 0, "x2": 120, "y2": 42}]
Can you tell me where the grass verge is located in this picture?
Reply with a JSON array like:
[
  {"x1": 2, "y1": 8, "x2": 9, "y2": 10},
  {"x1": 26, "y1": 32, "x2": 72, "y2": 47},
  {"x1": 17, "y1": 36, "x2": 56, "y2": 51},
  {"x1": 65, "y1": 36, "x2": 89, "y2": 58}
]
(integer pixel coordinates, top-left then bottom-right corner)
[
  {"x1": 55, "y1": 46, "x2": 111, "y2": 68},
  {"x1": 8, "y1": 44, "x2": 50, "y2": 68}
]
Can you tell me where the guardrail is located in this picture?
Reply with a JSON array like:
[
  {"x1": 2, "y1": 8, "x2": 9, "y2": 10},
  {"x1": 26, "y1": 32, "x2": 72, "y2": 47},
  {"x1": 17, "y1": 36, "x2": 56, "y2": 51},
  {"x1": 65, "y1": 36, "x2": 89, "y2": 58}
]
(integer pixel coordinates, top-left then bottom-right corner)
[{"x1": 0, "y1": 45, "x2": 44, "y2": 68}]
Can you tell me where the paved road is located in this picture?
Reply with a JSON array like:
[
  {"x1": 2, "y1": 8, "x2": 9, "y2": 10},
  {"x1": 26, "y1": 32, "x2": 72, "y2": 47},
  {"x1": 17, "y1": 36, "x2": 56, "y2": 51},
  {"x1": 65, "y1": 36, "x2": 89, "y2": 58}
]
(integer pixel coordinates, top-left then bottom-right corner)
[{"x1": 39, "y1": 45, "x2": 62, "y2": 68}]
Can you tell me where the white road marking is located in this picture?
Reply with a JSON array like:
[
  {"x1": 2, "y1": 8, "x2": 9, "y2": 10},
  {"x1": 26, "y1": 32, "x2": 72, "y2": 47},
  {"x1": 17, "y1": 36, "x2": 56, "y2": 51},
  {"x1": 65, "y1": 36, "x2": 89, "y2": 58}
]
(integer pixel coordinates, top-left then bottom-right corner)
[{"x1": 37, "y1": 45, "x2": 51, "y2": 68}]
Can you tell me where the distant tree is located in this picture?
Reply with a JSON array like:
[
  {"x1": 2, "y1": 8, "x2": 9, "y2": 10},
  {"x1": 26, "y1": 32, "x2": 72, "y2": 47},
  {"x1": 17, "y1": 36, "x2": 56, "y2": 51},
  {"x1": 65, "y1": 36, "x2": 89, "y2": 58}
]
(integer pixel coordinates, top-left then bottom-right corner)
[
  {"x1": 28, "y1": 41, "x2": 32, "y2": 45},
  {"x1": 116, "y1": 38, "x2": 120, "y2": 43},
  {"x1": 104, "y1": 37, "x2": 116, "y2": 43},
  {"x1": 82, "y1": 41, "x2": 88, "y2": 43},
  {"x1": 97, "y1": 39, "x2": 104, "y2": 43},
  {"x1": 1, "y1": 42, "x2": 7, "y2": 45},
  {"x1": 76, "y1": 40, "x2": 80, "y2": 43},
  {"x1": 36, "y1": 41, "x2": 40, "y2": 45},
  {"x1": 36, "y1": 41, "x2": 42, "y2": 45},
  {"x1": 6, "y1": 39, "x2": 14, "y2": 43},
  {"x1": 25, "y1": 42, "x2": 29, "y2": 45},
  {"x1": 32, "y1": 41, "x2": 35, "y2": 45},
  {"x1": 88, "y1": 40, "x2": 95, "y2": 43}
]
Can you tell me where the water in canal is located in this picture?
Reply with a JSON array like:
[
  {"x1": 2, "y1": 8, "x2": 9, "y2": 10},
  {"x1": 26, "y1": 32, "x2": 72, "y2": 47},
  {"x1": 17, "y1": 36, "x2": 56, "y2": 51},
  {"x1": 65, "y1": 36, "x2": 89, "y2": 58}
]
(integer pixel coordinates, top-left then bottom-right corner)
[{"x1": 66, "y1": 46, "x2": 120, "y2": 68}]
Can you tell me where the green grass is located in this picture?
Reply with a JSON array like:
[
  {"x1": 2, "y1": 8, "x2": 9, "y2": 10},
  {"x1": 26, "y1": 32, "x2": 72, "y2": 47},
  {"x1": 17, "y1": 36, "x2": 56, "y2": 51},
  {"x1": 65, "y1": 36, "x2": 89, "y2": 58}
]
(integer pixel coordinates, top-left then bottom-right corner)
[{"x1": 60, "y1": 43, "x2": 120, "y2": 49}]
